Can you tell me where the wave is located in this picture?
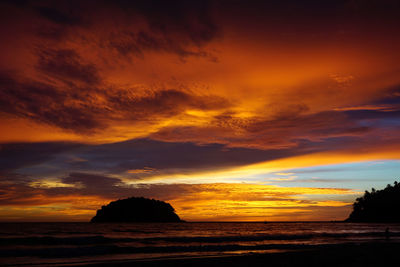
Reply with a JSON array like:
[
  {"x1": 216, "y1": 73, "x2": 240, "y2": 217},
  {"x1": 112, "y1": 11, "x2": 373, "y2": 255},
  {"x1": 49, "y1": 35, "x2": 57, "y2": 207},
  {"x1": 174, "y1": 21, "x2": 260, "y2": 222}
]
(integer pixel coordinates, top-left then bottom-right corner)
[
  {"x1": 112, "y1": 229, "x2": 163, "y2": 234},
  {"x1": 0, "y1": 242, "x2": 369, "y2": 258},
  {"x1": 0, "y1": 235, "x2": 123, "y2": 246},
  {"x1": 0, "y1": 231, "x2": 398, "y2": 246}
]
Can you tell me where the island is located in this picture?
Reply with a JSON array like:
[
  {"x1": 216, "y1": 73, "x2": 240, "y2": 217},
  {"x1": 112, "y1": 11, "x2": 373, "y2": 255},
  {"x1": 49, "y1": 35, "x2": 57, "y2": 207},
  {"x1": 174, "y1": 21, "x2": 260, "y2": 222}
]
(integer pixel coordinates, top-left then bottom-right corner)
[
  {"x1": 346, "y1": 181, "x2": 400, "y2": 222},
  {"x1": 90, "y1": 197, "x2": 183, "y2": 223}
]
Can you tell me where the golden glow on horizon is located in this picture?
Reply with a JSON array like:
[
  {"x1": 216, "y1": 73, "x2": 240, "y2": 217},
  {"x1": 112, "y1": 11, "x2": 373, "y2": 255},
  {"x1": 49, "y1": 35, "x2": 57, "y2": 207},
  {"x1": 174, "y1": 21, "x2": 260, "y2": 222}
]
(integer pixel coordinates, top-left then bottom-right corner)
[
  {"x1": 169, "y1": 184, "x2": 355, "y2": 221},
  {"x1": 0, "y1": 183, "x2": 356, "y2": 222}
]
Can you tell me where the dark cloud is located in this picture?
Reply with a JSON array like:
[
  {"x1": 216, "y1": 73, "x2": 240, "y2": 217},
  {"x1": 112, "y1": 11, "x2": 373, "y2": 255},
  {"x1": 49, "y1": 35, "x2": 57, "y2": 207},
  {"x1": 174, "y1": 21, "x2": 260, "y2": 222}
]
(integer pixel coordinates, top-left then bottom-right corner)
[
  {"x1": 0, "y1": 136, "x2": 378, "y2": 183},
  {"x1": 108, "y1": 31, "x2": 216, "y2": 60},
  {"x1": 107, "y1": 89, "x2": 229, "y2": 120},
  {"x1": 220, "y1": 0, "x2": 400, "y2": 33},
  {"x1": 37, "y1": 49, "x2": 100, "y2": 85},
  {"x1": 102, "y1": 0, "x2": 218, "y2": 59},
  {"x1": 0, "y1": 0, "x2": 29, "y2": 7},
  {"x1": 109, "y1": 0, "x2": 218, "y2": 44},
  {"x1": 0, "y1": 142, "x2": 80, "y2": 173},
  {"x1": 2, "y1": 0, "x2": 400, "y2": 61},
  {"x1": 48, "y1": 173, "x2": 212, "y2": 200},
  {"x1": 0, "y1": 172, "x2": 124, "y2": 205},
  {"x1": 27, "y1": 138, "x2": 302, "y2": 178},
  {"x1": 372, "y1": 86, "x2": 400, "y2": 106},
  {"x1": 344, "y1": 109, "x2": 400, "y2": 121},
  {"x1": 56, "y1": 172, "x2": 124, "y2": 198},
  {"x1": 150, "y1": 109, "x2": 376, "y2": 149},
  {"x1": 0, "y1": 173, "x2": 53, "y2": 206},
  {"x1": 0, "y1": 71, "x2": 103, "y2": 132},
  {"x1": 62, "y1": 172, "x2": 120, "y2": 187},
  {"x1": 0, "y1": 172, "x2": 201, "y2": 205},
  {"x1": 0, "y1": 137, "x2": 342, "y2": 183},
  {"x1": 35, "y1": 25, "x2": 67, "y2": 40},
  {"x1": 1, "y1": 0, "x2": 219, "y2": 59},
  {"x1": 0, "y1": 139, "x2": 243, "y2": 178},
  {"x1": 34, "y1": 6, "x2": 82, "y2": 26},
  {"x1": 0, "y1": 182, "x2": 46, "y2": 206},
  {"x1": 0, "y1": 70, "x2": 229, "y2": 132},
  {"x1": 92, "y1": 139, "x2": 284, "y2": 172}
]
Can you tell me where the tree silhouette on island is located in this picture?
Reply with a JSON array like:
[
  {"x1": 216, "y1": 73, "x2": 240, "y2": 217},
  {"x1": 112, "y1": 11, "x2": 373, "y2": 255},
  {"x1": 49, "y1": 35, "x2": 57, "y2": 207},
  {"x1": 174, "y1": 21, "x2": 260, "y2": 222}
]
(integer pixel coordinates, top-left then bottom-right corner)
[
  {"x1": 346, "y1": 181, "x2": 400, "y2": 222},
  {"x1": 91, "y1": 197, "x2": 183, "y2": 223}
]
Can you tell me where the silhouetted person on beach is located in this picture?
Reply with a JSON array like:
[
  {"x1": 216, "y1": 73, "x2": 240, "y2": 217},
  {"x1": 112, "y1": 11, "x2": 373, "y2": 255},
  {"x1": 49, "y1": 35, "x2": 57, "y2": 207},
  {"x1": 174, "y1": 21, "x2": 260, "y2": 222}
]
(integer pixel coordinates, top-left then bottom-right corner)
[{"x1": 385, "y1": 227, "x2": 390, "y2": 240}]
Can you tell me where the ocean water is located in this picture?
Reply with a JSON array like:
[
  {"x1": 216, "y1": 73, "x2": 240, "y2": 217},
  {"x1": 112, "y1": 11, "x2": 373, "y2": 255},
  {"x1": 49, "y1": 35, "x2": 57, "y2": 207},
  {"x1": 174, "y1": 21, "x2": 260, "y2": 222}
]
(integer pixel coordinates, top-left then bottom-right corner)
[{"x1": 1, "y1": 222, "x2": 400, "y2": 266}]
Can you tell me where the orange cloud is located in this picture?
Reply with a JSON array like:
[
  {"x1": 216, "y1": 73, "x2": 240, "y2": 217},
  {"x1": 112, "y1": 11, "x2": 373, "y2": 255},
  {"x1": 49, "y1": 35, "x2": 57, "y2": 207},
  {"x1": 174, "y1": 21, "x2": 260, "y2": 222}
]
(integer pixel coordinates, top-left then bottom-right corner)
[
  {"x1": 127, "y1": 167, "x2": 156, "y2": 174},
  {"x1": 1, "y1": 0, "x2": 400, "y2": 149}
]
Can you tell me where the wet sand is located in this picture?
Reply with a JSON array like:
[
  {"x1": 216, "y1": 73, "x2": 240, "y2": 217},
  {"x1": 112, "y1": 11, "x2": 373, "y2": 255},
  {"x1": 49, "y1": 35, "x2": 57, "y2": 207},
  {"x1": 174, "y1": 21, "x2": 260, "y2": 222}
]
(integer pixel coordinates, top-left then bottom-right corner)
[{"x1": 81, "y1": 242, "x2": 400, "y2": 267}]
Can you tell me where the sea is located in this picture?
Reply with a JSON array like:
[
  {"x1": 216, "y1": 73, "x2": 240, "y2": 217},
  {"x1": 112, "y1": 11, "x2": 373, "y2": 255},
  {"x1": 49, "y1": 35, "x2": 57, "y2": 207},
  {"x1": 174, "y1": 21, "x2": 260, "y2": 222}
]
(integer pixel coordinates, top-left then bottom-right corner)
[{"x1": 1, "y1": 222, "x2": 400, "y2": 266}]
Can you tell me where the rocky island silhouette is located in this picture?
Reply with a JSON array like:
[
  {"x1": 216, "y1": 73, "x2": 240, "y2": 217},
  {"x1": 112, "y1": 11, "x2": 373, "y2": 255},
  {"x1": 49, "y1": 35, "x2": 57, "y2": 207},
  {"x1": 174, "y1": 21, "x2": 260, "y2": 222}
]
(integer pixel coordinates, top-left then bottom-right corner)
[
  {"x1": 91, "y1": 197, "x2": 182, "y2": 223},
  {"x1": 346, "y1": 181, "x2": 400, "y2": 222}
]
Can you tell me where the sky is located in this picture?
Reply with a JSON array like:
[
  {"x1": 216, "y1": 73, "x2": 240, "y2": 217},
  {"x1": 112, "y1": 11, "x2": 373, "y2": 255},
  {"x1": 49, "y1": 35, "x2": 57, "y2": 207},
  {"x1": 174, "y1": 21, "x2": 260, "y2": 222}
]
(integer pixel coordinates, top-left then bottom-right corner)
[{"x1": 1, "y1": 0, "x2": 400, "y2": 222}]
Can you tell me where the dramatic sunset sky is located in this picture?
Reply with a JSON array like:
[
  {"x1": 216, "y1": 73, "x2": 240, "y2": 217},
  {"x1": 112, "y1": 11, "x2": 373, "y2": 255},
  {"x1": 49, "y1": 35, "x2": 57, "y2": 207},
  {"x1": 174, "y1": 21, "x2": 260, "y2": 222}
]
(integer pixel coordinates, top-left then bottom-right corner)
[{"x1": 1, "y1": 0, "x2": 400, "y2": 221}]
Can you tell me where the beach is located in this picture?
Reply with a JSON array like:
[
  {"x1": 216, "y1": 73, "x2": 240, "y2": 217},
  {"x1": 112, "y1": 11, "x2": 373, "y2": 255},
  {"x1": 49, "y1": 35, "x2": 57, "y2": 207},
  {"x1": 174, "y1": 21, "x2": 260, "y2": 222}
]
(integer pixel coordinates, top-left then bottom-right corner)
[
  {"x1": 1, "y1": 222, "x2": 400, "y2": 266},
  {"x1": 81, "y1": 242, "x2": 400, "y2": 267}
]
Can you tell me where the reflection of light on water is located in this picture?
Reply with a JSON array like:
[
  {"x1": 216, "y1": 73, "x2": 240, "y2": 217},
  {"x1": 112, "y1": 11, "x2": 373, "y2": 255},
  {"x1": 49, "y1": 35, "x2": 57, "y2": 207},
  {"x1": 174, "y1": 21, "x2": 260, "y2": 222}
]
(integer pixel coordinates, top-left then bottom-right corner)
[
  {"x1": 225, "y1": 249, "x2": 290, "y2": 255},
  {"x1": 2, "y1": 222, "x2": 400, "y2": 266}
]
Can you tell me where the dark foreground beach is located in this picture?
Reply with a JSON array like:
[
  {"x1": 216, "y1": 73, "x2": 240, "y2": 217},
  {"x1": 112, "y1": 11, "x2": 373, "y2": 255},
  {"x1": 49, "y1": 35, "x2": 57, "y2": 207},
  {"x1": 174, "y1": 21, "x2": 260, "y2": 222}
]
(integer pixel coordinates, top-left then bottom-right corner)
[
  {"x1": 81, "y1": 242, "x2": 400, "y2": 267},
  {"x1": 1, "y1": 222, "x2": 400, "y2": 266}
]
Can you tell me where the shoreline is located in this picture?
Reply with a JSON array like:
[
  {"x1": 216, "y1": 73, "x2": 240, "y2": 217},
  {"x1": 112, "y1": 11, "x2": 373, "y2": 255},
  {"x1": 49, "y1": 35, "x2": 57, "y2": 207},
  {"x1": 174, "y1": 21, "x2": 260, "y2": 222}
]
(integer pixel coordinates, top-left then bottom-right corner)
[
  {"x1": 2, "y1": 241, "x2": 399, "y2": 266},
  {"x1": 75, "y1": 242, "x2": 400, "y2": 267}
]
